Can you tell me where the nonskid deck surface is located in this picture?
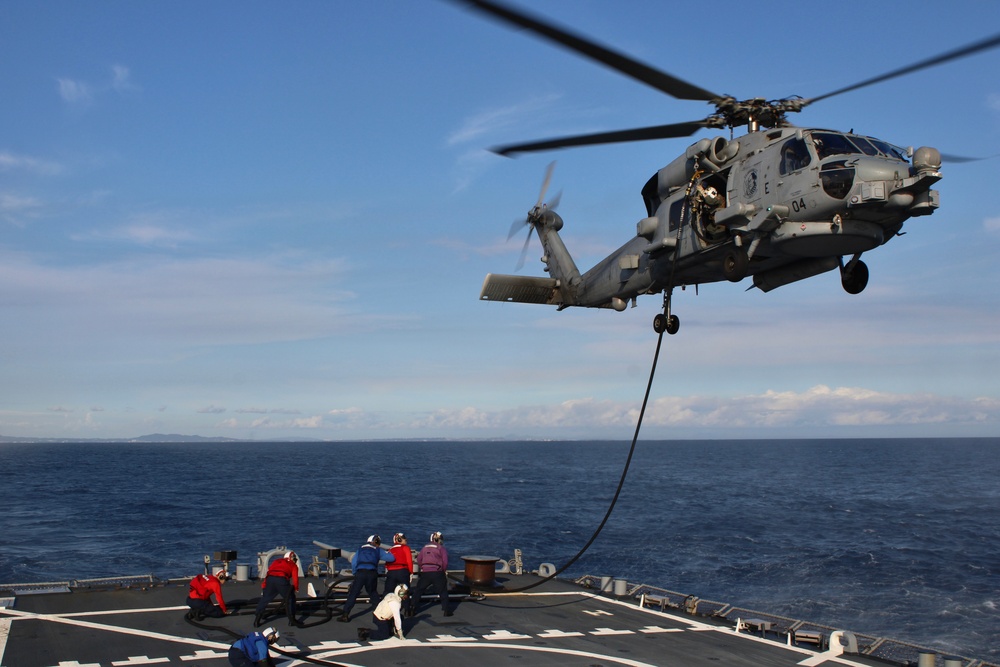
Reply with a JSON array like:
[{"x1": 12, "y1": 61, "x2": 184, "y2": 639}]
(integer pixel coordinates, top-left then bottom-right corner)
[{"x1": 0, "y1": 574, "x2": 894, "y2": 667}]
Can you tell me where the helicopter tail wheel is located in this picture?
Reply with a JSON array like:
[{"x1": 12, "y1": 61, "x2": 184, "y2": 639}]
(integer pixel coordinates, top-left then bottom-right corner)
[
  {"x1": 841, "y1": 259, "x2": 869, "y2": 294},
  {"x1": 722, "y1": 246, "x2": 749, "y2": 282},
  {"x1": 653, "y1": 313, "x2": 680, "y2": 335}
]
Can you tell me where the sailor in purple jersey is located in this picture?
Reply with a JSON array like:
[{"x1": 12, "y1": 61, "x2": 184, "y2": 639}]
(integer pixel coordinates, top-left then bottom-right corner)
[{"x1": 408, "y1": 531, "x2": 451, "y2": 617}]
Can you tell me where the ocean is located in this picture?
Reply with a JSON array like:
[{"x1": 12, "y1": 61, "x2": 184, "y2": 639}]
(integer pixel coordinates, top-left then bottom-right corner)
[{"x1": 1, "y1": 438, "x2": 997, "y2": 661}]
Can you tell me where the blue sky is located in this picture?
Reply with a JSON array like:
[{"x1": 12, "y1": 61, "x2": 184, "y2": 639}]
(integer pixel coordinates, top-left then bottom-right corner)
[{"x1": 2, "y1": 0, "x2": 999, "y2": 441}]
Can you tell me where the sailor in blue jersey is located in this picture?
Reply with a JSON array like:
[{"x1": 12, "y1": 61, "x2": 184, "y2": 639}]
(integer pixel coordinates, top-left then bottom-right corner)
[
  {"x1": 229, "y1": 626, "x2": 279, "y2": 667},
  {"x1": 338, "y1": 534, "x2": 395, "y2": 622}
]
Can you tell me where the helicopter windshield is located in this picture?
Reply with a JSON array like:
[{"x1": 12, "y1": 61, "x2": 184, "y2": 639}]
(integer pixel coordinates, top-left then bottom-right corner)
[{"x1": 810, "y1": 131, "x2": 907, "y2": 161}]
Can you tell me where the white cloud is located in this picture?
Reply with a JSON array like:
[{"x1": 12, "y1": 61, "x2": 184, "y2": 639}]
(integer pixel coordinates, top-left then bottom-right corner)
[
  {"x1": 115, "y1": 223, "x2": 196, "y2": 247},
  {"x1": 0, "y1": 250, "x2": 357, "y2": 346},
  {"x1": 984, "y1": 217, "x2": 1000, "y2": 233},
  {"x1": 57, "y1": 77, "x2": 93, "y2": 105},
  {"x1": 57, "y1": 65, "x2": 139, "y2": 106},
  {"x1": 0, "y1": 193, "x2": 44, "y2": 225},
  {"x1": 447, "y1": 95, "x2": 562, "y2": 147},
  {"x1": 111, "y1": 65, "x2": 138, "y2": 93},
  {"x1": 397, "y1": 386, "x2": 1000, "y2": 435},
  {"x1": 0, "y1": 151, "x2": 64, "y2": 176}
]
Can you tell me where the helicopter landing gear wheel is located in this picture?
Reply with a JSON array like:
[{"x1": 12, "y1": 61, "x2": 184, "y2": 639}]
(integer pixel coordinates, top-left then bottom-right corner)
[
  {"x1": 841, "y1": 259, "x2": 869, "y2": 294},
  {"x1": 722, "y1": 246, "x2": 749, "y2": 282},
  {"x1": 653, "y1": 313, "x2": 680, "y2": 335}
]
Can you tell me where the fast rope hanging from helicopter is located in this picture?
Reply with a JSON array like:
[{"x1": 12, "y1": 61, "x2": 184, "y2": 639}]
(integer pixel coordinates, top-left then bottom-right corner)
[{"x1": 503, "y1": 169, "x2": 700, "y2": 595}]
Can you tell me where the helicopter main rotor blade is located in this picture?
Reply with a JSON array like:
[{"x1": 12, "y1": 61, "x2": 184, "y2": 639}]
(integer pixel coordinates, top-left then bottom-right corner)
[
  {"x1": 493, "y1": 120, "x2": 711, "y2": 156},
  {"x1": 452, "y1": 0, "x2": 720, "y2": 102},
  {"x1": 536, "y1": 161, "x2": 555, "y2": 208},
  {"x1": 805, "y1": 31, "x2": 1000, "y2": 106},
  {"x1": 940, "y1": 152, "x2": 998, "y2": 164}
]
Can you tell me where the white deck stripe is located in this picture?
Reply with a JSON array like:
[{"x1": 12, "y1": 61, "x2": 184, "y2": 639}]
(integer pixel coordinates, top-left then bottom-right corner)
[
  {"x1": 296, "y1": 640, "x2": 662, "y2": 667},
  {"x1": 0, "y1": 608, "x2": 228, "y2": 650},
  {"x1": 0, "y1": 618, "x2": 9, "y2": 667}
]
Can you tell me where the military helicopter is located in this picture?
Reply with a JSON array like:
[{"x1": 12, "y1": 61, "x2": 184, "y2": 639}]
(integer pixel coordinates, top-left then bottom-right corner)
[{"x1": 464, "y1": 0, "x2": 1000, "y2": 334}]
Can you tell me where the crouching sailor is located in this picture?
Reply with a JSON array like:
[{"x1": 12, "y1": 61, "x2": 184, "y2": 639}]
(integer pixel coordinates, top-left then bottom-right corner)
[
  {"x1": 186, "y1": 570, "x2": 229, "y2": 619},
  {"x1": 229, "y1": 626, "x2": 279, "y2": 667},
  {"x1": 372, "y1": 584, "x2": 409, "y2": 640}
]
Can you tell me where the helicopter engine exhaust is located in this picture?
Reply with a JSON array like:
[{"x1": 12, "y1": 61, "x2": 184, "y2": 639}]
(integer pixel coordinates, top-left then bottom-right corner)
[
  {"x1": 656, "y1": 137, "x2": 738, "y2": 194},
  {"x1": 752, "y1": 257, "x2": 840, "y2": 292}
]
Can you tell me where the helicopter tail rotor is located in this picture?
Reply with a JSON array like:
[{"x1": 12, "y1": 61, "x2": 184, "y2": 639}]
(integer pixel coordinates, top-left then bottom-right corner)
[{"x1": 509, "y1": 162, "x2": 559, "y2": 271}]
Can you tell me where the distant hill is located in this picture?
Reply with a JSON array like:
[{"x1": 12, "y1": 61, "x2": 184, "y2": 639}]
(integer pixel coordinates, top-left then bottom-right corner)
[
  {"x1": 129, "y1": 433, "x2": 242, "y2": 443},
  {"x1": 0, "y1": 433, "x2": 244, "y2": 444}
]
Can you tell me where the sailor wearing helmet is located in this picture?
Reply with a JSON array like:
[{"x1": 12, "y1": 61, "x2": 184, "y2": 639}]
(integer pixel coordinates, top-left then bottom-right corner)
[
  {"x1": 383, "y1": 532, "x2": 413, "y2": 597},
  {"x1": 409, "y1": 531, "x2": 452, "y2": 617},
  {"x1": 372, "y1": 584, "x2": 410, "y2": 640},
  {"x1": 228, "y1": 626, "x2": 279, "y2": 667},
  {"x1": 254, "y1": 551, "x2": 302, "y2": 628},
  {"x1": 338, "y1": 534, "x2": 395, "y2": 622},
  {"x1": 186, "y1": 569, "x2": 230, "y2": 619}
]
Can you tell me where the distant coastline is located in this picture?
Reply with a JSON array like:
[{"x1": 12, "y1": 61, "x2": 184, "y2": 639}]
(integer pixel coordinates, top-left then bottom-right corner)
[
  {"x1": 2, "y1": 434, "x2": 997, "y2": 445},
  {"x1": 0, "y1": 433, "x2": 245, "y2": 444},
  {"x1": 0, "y1": 433, "x2": 561, "y2": 444}
]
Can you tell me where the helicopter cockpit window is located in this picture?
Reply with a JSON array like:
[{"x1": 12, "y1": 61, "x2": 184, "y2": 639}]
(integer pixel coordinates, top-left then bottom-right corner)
[
  {"x1": 847, "y1": 135, "x2": 879, "y2": 156},
  {"x1": 811, "y1": 132, "x2": 861, "y2": 159},
  {"x1": 779, "y1": 138, "x2": 811, "y2": 175},
  {"x1": 869, "y1": 138, "x2": 908, "y2": 161}
]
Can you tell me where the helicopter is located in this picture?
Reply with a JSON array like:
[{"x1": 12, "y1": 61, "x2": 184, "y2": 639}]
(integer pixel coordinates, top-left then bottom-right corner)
[{"x1": 464, "y1": 0, "x2": 1000, "y2": 335}]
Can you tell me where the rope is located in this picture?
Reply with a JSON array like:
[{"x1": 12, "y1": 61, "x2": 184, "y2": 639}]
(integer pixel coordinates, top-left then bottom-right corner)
[
  {"x1": 500, "y1": 323, "x2": 667, "y2": 593},
  {"x1": 497, "y1": 168, "x2": 702, "y2": 594}
]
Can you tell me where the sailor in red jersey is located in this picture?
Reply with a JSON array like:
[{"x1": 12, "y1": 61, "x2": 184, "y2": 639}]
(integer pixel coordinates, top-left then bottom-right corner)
[
  {"x1": 186, "y1": 570, "x2": 229, "y2": 619},
  {"x1": 383, "y1": 532, "x2": 413, "y2": 596},
  {"x1": 254, "y1": 551, "x2": 302, "y2": 628}
]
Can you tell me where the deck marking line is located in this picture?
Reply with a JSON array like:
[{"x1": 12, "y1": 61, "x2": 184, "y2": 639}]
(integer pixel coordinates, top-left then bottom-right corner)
[
  {"x1": 180, "y1": 649, "x2": 229, "y2": 661},
  {"x1": 591, "y1": 627, "x2": 635, "y2": 636},
  {"x1": 582, "y1": 609, "x2": 613, "y2": 617},
  {"x1": 561, "y1": 595, "x2": 872, "y2": 667},
  {"x1": 55, "y1": 662, "x2": 101, "y2": 667},
  {"x1": 305, "y1": 640, "x2": 661, "y2": 667},
  {"x1": 0, "y1": 618, "x2": 9, "y2": 667},
  {"x1": 482, "y1": 630, "x2": 531, "y2": 640},
  {"x1": 427, "y1": 635, "x2": 476, "y2": 643},
  {"x1": 797, "y1": 651, "x2": 863, "y2": 666},
  {"x1": 111, "y1": 656, "x2": 170, "y2": 666},
  {"x1": 310, "y1": 641, "x2": 362, "y2": 649},
  {"x1": 0, "y1": 607, "x2": 229, "y2": 650},
  {"x1": 57, "y1": 606, "x2": 190, "y2": 619},
  {"x1": 638, "y1": 626, "x2": 682, "y2": 634},
  {"x1": 537, "y1": 629, "x2": 584, "y2": 638}
]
